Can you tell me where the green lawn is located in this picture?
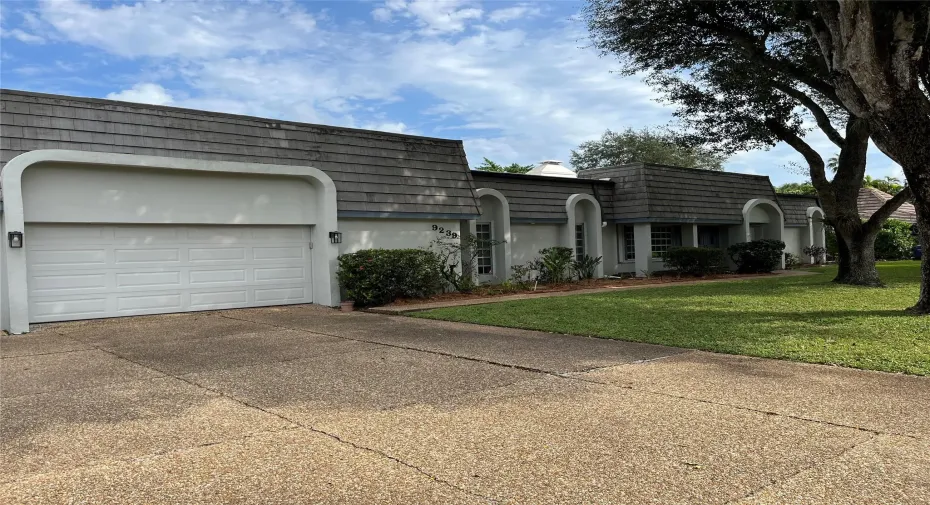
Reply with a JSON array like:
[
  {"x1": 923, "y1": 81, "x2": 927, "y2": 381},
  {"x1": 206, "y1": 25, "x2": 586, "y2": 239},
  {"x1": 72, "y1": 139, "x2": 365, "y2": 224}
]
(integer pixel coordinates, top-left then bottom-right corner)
[{"x1": 413, "y1": 261, "x2": 930, "y2": 375}]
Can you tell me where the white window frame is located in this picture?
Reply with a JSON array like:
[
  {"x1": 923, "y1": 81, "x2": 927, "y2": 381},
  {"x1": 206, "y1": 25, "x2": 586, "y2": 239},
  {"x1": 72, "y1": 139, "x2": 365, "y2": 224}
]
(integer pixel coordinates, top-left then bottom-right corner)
[
  {"x1": 620, "y1": 225, "x2": 635, "y2": 261},
  {"x1": 651, "y1": 225, "x2": 676, "y2": 258},
  {"x1": 475, "y1": 222, "x2": 494, "y2": 275},
  {"x1": 575, "y1": 223, "x2": 586, "y2": 261}
]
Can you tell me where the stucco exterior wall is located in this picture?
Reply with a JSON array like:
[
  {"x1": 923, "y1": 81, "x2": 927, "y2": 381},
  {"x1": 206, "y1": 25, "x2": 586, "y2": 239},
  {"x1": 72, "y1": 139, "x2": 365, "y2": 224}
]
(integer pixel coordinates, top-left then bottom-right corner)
[
  {"x1": 510, "y1": 224, "x2": 562, "y2": 266},
  {"x1": 22, "y1": 164, "x2": 319, "y2": 225},
  {"x1": 783, "y1": 227, "x2": 804, "y2": 258},
  {"x1": 337, "y1": 218, "x2": 461, "y2": 254}
]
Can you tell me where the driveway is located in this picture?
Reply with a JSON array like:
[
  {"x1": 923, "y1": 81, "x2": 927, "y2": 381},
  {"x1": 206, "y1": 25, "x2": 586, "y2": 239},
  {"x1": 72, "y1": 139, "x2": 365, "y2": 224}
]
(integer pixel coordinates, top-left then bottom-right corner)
[{"x1": 2, "y1": 305, "x2": 928, "y2": 504}]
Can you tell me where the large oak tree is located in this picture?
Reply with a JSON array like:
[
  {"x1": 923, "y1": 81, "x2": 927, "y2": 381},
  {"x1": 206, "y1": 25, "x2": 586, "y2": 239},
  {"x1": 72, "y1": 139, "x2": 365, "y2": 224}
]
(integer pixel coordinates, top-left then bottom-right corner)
[{"x1": 583, "y1": 0, "x2": 916, "y2": 294}]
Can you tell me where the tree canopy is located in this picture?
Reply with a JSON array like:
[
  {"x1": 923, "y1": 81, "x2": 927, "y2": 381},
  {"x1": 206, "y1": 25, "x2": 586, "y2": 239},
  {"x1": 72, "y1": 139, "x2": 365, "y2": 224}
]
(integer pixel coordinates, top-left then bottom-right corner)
[
  {"x1": 776, "y1": 181, "x2": 816, "y2": 196},
  {"x1": 472, "y1": 158, "x2": 534, "y2": 174},
  {"x1": 570, "y1": 127, "x2": 725, "y2": 171}
]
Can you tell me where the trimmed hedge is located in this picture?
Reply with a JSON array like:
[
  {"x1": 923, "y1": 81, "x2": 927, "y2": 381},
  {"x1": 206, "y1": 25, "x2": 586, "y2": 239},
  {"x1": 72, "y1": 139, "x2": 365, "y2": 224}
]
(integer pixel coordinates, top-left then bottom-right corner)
[
  {"x1": 727, "y1": 239, "x2": 786, "y2": 273},
  {"x1": 337, "y1": 249, "x2": 443, "y2": 307},
  {"x1": 875, "y1": 219, "x2": 918, "y2": 260},
  {"x1": 664, "y1": 247, "x2": 729, "y2": 276}
]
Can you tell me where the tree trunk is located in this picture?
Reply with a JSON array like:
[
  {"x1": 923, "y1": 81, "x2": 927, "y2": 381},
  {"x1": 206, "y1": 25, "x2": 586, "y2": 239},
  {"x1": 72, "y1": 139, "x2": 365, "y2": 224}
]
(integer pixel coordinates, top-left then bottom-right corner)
[
  {"x1": 907, "y1": 191, "x2": 930, "y2": 314},
  {"x1": 833, "y1": 224, "x2": 883, "y2": 286}
]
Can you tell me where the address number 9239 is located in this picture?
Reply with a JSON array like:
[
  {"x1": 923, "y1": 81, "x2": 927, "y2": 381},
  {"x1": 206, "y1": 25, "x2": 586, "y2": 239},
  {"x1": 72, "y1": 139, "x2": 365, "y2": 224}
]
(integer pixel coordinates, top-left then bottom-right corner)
[{"x1": 432, "y1": 224, "x2": 459, "y2": 239}]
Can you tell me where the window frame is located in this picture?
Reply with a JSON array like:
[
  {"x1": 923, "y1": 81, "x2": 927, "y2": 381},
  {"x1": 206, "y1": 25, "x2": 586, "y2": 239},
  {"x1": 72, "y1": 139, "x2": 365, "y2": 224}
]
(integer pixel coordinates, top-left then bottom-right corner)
[
  {"x1": 622, "y1": 225, "x2": 636, "y2": 261},
  {"x1": 475, "y1": 222, "x2": 494, "y2": 276},
  {"x1": 575, "y1": 223, "x2": 586, "y2": 262},
  {"x1": 651, "y1": 225, "x2": 679, "y2": 258}
]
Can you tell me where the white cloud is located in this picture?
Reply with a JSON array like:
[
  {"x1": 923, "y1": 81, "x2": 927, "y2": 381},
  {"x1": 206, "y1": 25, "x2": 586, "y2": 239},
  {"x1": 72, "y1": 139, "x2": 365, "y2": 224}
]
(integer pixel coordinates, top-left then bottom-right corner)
[
  {"x1": 34, "y1": 0, "x2": 318, "y2": 59},
  {"x1": 488, "y1": 4, "x2": 541, "y2": 23},
  {"x1": 106, "y1": 83, "x2": 174, "y2": 106},
  {"x1": 372, "y1": 0, "x2": 483, "y2": 34},
  {"x1": 5, "y1": 28, "x2": 46, "y2": 44}
]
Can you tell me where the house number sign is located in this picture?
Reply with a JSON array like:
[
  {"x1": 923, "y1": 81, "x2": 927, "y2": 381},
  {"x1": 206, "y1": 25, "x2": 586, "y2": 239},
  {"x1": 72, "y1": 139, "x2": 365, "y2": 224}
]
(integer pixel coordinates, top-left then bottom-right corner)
[{"x1": 432, "y1": 224, "x2": 459, "y2": 239}]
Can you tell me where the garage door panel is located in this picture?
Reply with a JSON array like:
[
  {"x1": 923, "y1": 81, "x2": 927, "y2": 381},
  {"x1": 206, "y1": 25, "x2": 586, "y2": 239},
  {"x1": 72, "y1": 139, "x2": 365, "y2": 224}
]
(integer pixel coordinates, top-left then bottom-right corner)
[
  {"x1": 189, "y1": 247, "x2": 247, "y2": 262},
  {"x1": 26, "y1": 224, "x2": 313, "y2": 323},
  {"x1": 115, "y1": 271, "x2": 182, "y2": 288}
]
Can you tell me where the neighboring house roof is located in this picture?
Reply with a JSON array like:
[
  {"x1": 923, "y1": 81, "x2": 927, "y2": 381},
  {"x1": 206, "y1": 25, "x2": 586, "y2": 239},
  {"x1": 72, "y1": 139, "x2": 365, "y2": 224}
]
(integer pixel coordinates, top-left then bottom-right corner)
[
  {"x1": 471, "y1": 171, "x2": 613, "y2": 223},
  {"x1": 857, "y1": 187, "x2": 917, "y2": 224},
  {"x1": 776, "y1": 194, "x2": 821, "y2": 227},
  {"x1": 0, "y1": 89, "x2": 479, "y2": 219},
  {"x1": 578, "y1": 163, "x2": 780, "y2": 223},
  {"x1": 526, "y1": 160, "x2": 577, "y2": 178}
]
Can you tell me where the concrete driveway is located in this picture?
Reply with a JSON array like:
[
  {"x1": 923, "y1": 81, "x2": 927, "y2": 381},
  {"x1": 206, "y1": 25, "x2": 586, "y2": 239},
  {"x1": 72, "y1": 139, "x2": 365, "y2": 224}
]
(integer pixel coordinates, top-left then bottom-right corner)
[{"x1": 2, "y1": 305, "x2": 928, "y2": 504}]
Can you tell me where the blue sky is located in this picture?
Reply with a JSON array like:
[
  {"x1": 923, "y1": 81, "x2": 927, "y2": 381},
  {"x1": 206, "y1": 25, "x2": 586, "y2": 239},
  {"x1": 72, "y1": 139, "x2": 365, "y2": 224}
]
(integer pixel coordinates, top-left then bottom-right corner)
[{"x1": 0, "y1": 0, "x2": 903, "y2": 185}]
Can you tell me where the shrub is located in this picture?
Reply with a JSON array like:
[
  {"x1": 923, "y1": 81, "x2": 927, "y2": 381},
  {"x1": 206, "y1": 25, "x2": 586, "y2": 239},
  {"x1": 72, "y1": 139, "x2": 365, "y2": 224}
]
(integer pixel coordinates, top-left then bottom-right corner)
[
  {"x1": 510, "y1": 263, "x2": 535, "y2": 289},
  {"x1": 875, "y1": 219, "x2": 918, "y2": 260},
  {"x1": 727, "y1": 239, "x2": 786, "y2": 273},
  {"x1": 664, "y1": 247, "x2": 729, "y2": 276},
  {"x1": 429, "y1": 235, "x2": 505, "y2": 292},
  {"x1": 537, "y1": 247, "x2": 574, "y2": 284},
  {"x1": 337, "y1": 249, "x2": 443, "y2": 307},
  {"x1": 802, "y1": 245, "x2": 827, "y2": 264},
  {"x1": 571, "y1": 254, "x2": 603, "y2": 280},
  {"x1": 784, "y1": 252, "x2": 800, "y2": 269}
]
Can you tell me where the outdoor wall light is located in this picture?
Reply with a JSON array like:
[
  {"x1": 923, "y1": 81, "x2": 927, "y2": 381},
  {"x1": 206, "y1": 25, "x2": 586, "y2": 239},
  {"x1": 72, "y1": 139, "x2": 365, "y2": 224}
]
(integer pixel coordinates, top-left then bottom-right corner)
[
  {"x1": 329, "y1": 231, "x2": 343, "y2": 244},
  {"x1": 8, "y1": 231, "x2": 24, "y2": 249}
]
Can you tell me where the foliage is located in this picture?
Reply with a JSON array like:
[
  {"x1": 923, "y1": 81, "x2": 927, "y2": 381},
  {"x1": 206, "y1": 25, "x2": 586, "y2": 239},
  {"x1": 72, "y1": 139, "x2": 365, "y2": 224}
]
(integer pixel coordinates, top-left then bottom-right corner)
[
  {"x1": 863, "y1": 175, "x2": 905, "y2": 196},
  {"x1": 570, "y1": 127, "x2": 725, "y2": 171},
  {"x1": 825, "y1": 225, "x2": 839, "y2": 259},
  {"x1": 663, "y1": 247, "x2": 729, "y2": 276},
  {"x1": 415, "y1": 262, "x2": 929, "y2": 375},
  {"x1": 509, "y1": 263, "x2": 535, "y2": 289},
  {"x1": 776, "y1": 181, "x2": 817, "y2": 196},
  {"x1": 571, "y1": 254, "x2": 603, "y2": 280},
  {"x1": 727, "y1": 239, "x2": 786, "y2": 274},
  {"x1": 429, "y1": 235, "x2": 504, "y2": 293},
  {"x1": 802, "y1": 245, "x2": 827, "y2": 265},
  {"x1": 337, "y1": 249, "x2": 443, "y2": 307},
  {"x1": 784, "y1": 252, "x2": 800, "y2": 269},
  {"x1": 536, "y1": 247, "x2": 574, "y2": 284},
  {"x1": 875, "y1": 220, "x2": 918, "y2": 261},
  {"x1": 473, "y1": 157, "x2": 534, "y2": 174}
]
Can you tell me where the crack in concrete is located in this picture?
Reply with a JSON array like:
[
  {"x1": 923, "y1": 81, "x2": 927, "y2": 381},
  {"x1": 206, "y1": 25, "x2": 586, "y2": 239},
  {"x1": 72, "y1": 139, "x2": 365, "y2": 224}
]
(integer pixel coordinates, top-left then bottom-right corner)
[
  {"x1": 722, "y1": 435, "x2": 878, "y2": 505},
  {"x1": 81, "y1": 333, "x2": 499, "y2": 504},
  {"x1": 0, "y1": 347, "x2": 94, "y2": 360}
]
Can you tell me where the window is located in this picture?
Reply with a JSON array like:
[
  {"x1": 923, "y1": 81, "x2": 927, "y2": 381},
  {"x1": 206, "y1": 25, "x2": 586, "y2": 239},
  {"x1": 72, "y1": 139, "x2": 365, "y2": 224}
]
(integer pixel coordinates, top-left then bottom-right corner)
[
  {"x1": 698, "y1": 226, "x2": 720, "y2": 248},
  {"x1": 476, "y1": 222, "x2": 493, "y2": 275},
  {"x1": 620, "y1": 225, "x2": 635, "y2": 261},
  {"x1": 651, "y1": 225, "x2": 680, "y2": 258},
  {"x1": 575, "y1": 223, "x2": 586, "y2": 261}
]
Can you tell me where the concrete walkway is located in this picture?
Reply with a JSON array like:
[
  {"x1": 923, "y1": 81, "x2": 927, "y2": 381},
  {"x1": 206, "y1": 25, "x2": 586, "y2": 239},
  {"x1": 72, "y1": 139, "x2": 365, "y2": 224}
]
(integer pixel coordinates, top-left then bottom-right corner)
[
  {"x1": 1, "y1": 304, "x2": 927, "y2": 504},
  {"x1": 372, "y1": 270, "x2": 816, "y2": 314}
]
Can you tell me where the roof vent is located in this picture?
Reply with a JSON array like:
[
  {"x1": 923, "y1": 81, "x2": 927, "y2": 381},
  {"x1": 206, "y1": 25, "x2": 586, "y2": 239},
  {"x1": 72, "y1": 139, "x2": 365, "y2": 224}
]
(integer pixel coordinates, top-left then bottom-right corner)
[{"x1": 527, "y1": 160, "x2": 577, "y2": 178}]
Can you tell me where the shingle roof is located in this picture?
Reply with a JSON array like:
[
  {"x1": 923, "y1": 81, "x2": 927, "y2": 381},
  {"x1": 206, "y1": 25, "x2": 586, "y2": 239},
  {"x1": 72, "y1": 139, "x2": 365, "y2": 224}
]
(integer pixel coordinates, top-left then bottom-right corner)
[
  {"x1": 0, "y1": 89, "x2": 480, "y2": 218},
  {"x1": 579, "y1": 163, "x2": 779, "y2": 223},
  {"x1": 857, "y1": 187, "x2": 917, "y2": 223},
  {"x1": 776, "y1": 194, "x2": 821, "y2": 226},
  {"x1": 470, "y1": 171, "x2": 613, "y2": 222}
]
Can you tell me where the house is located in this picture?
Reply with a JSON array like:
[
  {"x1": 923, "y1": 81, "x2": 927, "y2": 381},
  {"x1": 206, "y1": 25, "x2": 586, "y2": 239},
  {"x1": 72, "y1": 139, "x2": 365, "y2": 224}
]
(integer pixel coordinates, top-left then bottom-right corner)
[
  {"x1": 0, "y1": 90, "x2": 826, "y2": 333},
  {"x1": 857, "y1": 187, "x2": 917, "y2": 224}
]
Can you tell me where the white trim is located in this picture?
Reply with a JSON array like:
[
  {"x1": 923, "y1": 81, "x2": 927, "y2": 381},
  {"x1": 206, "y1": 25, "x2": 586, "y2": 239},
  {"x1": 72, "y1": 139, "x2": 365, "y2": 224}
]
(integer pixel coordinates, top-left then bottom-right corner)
[
  {"x1": 1, "y1": 150, "x2": 340, "y2": 334},
  {"x1": 741, "y1": 198, "x2": 786, "y2": 269},
  {"x1": 565, "y1": 193, "x2": 604, "y2": 277},
  {"x1": 474, "y1": 188, "x2": 512, "y2": 279}
]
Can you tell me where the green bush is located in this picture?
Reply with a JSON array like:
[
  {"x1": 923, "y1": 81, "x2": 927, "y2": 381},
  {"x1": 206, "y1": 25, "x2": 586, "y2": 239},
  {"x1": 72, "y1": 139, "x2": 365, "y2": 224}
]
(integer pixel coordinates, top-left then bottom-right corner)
[
  {"x1": 727, "y1": 239, "x2": 786, "y2": 273},
  {"x1": 537, "y1": 247, "x2": 574, "y2": 284},
  {"x1": 337, "y1": 249, "x2": 443, "y2": 307},
  {"x1": 664, "y1": 247, "x2": 729, "y2": 276},
  {"x1": 802, "y1": 245, "x2": 827, "y2": 264},
  {"x1": 875, "y1": 219, "x2": 918, "y2": 260},
  {"x1": 572, "y1": 254, "x2": 603, "y2": 280},
  {"x1": 784, "y1": 252, "x2": 800, "y2": 269}
]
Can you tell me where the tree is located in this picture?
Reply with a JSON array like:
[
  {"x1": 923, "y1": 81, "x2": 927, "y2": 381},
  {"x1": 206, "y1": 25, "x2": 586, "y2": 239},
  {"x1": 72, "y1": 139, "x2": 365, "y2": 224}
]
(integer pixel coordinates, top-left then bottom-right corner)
[
  {"x1": 776, "y1": 181, "x2": 817, "y2": 196},
  {"x1": 473, "y1": 158, "x2": 533, "y2": 174},
  {"x1": 570, "y1": 127, "x2": 725, "y2": 171},
  {"x1": 863, "y1": 175, "x2": 905, "y2": 196},
  {"x1": 583, "y1": 0, "x2": 912, "y2": 290},
  {"x1": 798, "y1": 1, "x2": 930, "y2": 312}
]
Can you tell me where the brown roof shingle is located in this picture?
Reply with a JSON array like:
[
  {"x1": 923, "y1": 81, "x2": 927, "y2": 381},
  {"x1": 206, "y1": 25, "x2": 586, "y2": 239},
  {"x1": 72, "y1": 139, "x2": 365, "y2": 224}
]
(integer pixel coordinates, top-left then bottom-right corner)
[{"x1": 857, "y1": 187, "x2": 917, "y2": 224}]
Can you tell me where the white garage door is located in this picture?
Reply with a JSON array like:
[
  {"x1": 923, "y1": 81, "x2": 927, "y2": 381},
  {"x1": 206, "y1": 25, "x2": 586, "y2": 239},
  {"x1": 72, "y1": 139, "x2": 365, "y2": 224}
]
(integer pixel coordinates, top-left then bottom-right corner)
[{"x1": 25, "y1": 224, "x2": 313, "y2": 323}]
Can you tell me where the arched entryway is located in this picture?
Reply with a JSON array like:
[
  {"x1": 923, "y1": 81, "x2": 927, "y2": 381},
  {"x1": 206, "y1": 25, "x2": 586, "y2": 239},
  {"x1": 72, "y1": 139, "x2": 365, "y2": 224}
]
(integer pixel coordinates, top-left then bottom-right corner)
[
  {"x1": 742, "y1": 198, "x2": 786, "y2": 268},
  {"x1": 470, "y1": 188, "x2": 512, "y2": 282},
  {"x1": 565, "y1": 193, "x2": 604, "y2": 278}
]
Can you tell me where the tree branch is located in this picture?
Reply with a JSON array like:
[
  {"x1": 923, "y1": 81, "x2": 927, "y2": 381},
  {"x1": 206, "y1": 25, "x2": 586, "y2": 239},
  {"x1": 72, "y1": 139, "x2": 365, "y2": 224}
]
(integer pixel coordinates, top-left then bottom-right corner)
[
  {"x1": 864, "y1": 186, "x2": 914, "y2": 233},
  {"x1": 764, "y1": 118, "x2": 830, "y2": 195},
  {"x1": 771, "y1": 81, "x2": 846, "y2": 148}
]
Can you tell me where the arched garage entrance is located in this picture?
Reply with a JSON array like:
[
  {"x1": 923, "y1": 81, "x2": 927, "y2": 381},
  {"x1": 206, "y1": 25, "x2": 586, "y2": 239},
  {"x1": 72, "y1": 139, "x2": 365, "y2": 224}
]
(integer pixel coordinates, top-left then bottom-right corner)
[{"x1": 1, "y1": 150, "x2": 339, "y2": 334}]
